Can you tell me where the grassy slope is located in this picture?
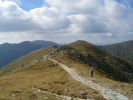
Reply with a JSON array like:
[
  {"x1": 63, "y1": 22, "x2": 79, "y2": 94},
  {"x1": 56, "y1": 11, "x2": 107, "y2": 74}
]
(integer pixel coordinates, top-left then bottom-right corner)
[
  {"x1": 101, "y1": 40, "x2": 133, "y2": 62},
  {"x1": 68, "y1": 40, "x2": 133, "y2": 82},
  {"x1": 0, "y1": 60, "x2": 105, "y2": 100},
  {"x1": 0, "y1": 46, "x2": 56, "y2": 76},
  {"x1": 0, "y1": 40, "x2": 58, "y2": 68},
  {"x1": 53, "y1": 50, "x2": 133, "y2": 99},
  {"x1": 0, "y1": 40, "x2": 133, "y2": 99}
]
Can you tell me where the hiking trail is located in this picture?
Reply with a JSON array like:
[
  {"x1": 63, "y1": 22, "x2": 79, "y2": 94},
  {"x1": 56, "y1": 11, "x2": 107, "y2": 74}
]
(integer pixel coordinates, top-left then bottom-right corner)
[{"x1": 50, "y1": 59, "x2": 129, "y2": 100}]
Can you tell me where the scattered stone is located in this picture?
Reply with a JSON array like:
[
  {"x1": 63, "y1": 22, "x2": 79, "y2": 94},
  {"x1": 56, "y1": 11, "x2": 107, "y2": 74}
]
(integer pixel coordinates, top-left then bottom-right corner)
[
  {"x1": 64, "y1": 89, "x2": 69, "y2": 93},
  {"x1": 11, "y1": 93, "x2": 15, "y2": 97},
  {"x1": 50, "y1": 59, "x2": 129, "y2": 100},
  {"x1": 16, "y1": 89, "x2": 22, "y2": 93},
  {"x1": 44, "y1": 97, "x2": 48, "y2": 99}
]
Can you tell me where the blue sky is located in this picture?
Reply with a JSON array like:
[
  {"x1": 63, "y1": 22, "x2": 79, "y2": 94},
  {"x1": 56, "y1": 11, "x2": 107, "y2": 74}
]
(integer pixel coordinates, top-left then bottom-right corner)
[
  {"x1": 8, "y1": 0, "x2": 46, "y2": 11},
  {"x1": 9, "y1": 0, "x2": 133, "y2": 11},
  {"x1": 19, "y1": 0, "x2": 44, "y2": 11},
  {"x1": 0, "y1": 0, "x2": 133, "y2": 44},
  {"x1": 116, "y1": 0, "x2": 133, "y2": 7}
]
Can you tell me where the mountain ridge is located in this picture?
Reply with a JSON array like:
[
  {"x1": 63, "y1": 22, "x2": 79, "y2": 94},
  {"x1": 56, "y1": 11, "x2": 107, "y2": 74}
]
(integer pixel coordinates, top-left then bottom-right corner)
[
  {"x1": 0, "y1": 40, "x2": 58, "y2": 68},
  {"x1": 0, "y1": 40, "x2": 133, "y2": 99},
  {"x1": 100, "y1": 40, "x2": 133, "y2": 62},
  {"x1": 2, "y1": 40, "x2": 133, "y2": 82}
]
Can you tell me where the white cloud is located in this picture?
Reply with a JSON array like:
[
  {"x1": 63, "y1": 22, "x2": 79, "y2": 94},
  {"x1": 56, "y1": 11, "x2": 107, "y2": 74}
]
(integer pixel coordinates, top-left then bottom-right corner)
[
  {"x1": 0, "y1": 0, "x2": 133, "y2": 44},
  {"x1": 68, "y1": 14, "x2": 108, "y2": 34},
  {"x1": 0, "y1": 1, "x2": 38, "y2": 32},
  {"x1": 0, "y1": 0, "x2": 70, "y2": 33},
  {"x1": 46, "y1": 0, "x2": 133, "y2": 33},
  {"x1": 30, "y1": 6, "x2": 70, "y2": 32},
  {"x1": 46, "y1": 0, "x2": 103, "y2": 14},
  {"x1": 102, "y1": 0, "x2": 133, "y2": 33}
]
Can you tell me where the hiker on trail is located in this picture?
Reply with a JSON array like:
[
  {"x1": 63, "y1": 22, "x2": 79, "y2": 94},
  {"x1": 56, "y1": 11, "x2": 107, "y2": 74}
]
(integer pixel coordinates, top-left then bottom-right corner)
[{"x1": 90, "y1": 66, "x2": 94, "y2": 77}]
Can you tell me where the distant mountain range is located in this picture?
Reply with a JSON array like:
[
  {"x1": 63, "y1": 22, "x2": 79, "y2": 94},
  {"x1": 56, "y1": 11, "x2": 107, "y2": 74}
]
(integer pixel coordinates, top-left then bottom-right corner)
[
  {"x1": 0, "y1": 40, "x2": 133, "y2": 99},
  {"x1": 1, "y1": 40, "x2": 133, "y2": 69},
  {"x1": 1, "y1": 40, "x2": 133, "y2": 82},
  {"x1": 0, "y1": 40, "x2": 58, "y2": 68},
  {"x1": 100, "y1": 40, "x2": 133, "y2": 62}
]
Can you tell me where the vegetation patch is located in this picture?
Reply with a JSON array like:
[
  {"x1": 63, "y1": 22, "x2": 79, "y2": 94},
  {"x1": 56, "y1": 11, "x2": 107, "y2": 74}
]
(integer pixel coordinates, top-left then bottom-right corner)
[{"x1": 0, "y1": 60, "x2": 104, "y2": 100}]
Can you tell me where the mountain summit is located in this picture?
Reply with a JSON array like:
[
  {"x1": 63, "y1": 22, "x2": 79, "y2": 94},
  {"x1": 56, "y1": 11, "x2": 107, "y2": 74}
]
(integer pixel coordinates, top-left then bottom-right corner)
[
  {"x1": 0, "y1": 40, "x2": 133, "y2": 99},
  {"x1": 68, "y1": 40, "x2": 133, "y2": 82}
]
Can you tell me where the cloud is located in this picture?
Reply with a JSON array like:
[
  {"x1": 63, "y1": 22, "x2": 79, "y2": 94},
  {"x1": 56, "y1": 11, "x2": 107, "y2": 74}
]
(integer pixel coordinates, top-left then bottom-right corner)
[
  {"x1": 103, "y1": 0, "x2": 133, "y2": 33},
  {"x1": 0, "y1": 0, "x2": 133, "y2": 44},
  {"x1": 30, "y1": 6, "x2": 70, "y2": 33},
  {"x1": 45, "y1": 0, "x2": 133, "y2": 35},
  {"x1": 0, "y1": 0, "x2": 38, "y2": 32},
  {"x1": 5, "y1": 0, "x2": 21, "y2": 5},
  {"x1": 0, "y1": 0, "x2": 70, "y2": 33},
  {"x1": 68, "y1": 14, "x2": 108, "y2": 34},
  {"x1": 46, "y1": 0, "x2": 103, "y2": 14}
]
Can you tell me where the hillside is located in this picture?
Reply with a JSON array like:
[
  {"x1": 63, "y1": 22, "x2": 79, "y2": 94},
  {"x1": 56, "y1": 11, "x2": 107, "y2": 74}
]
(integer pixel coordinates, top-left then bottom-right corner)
[
  {"x1": 68, "y1": 40, "x2": 133, "y2": 82},
  {"x1": 0, "y1": 46, "x2": 57, "y2": 76},
  {"x1": 0, "y1": 40, "x2": 58, "y2": 68},
  {"x1": 100, "y1": 40, "x2": 133, "y2": 62},
  {"x1": 0, "y1": 40, "x2": 133, "y2": 99}
]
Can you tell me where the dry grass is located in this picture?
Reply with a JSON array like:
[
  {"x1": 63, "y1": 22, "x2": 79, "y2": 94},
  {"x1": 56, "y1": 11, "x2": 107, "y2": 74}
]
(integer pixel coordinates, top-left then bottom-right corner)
[
  {"x1": 0, "y1": 60, "x2": 105, "y2": 100},
  {"x1": 54, "y1": 53, "x2": 133, "y2": 100},
  {"x1": 0, "y1": 46, "x2": 56, "y2": 77},
  {"x1": 1, "y1": 40, "x2": 132, "y2": 99}
]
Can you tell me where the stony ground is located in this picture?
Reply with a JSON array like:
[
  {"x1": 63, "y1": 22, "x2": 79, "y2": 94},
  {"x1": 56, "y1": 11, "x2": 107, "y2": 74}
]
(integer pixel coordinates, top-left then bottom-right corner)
[{"x1": 50, "y1": 59, "x2": 129, "y2": 100}]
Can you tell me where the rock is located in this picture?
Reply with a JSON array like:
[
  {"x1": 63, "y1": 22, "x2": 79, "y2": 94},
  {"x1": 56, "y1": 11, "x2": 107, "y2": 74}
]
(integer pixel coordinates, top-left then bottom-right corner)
[
  {"x1": 12, "y1": 93, "x2": 15, "y2": 97},
  {"x1": 16, "y1": 89, "x2": 22, "y2": 93},
  {"x1": 44, "y1": 97, "x2": 48, "y2": 99},
  {"x1": 64, "y1": 89, "x2": 69, "y2": 93}
]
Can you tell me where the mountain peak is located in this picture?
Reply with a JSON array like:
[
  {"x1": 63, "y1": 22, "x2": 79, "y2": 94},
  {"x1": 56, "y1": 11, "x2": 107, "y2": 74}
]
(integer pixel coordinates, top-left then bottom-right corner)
[
  {"x1": 0, "y1": 40, "x2": 133, "y2": 99},
  {"x1": 71, "y1": 40, "x2": 93, "y2": 45}
]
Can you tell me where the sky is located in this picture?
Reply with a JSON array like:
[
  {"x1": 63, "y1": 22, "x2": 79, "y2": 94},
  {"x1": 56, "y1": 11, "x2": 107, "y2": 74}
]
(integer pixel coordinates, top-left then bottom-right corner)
[{"x1": 0, "y1": 0, "x2": 133, "y2": 45}]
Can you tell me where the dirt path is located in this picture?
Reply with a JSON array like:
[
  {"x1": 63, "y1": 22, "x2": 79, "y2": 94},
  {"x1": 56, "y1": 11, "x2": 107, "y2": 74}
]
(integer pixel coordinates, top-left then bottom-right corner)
[{"x1": 50, "y1": 59, "x2": 129, "y2": 100}]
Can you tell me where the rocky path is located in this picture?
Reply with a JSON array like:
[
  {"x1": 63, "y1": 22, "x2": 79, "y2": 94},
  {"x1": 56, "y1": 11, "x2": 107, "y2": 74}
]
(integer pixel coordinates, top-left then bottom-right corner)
[{"x1": 50, "y1": 59, "x2": 129, "y2": 100}]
